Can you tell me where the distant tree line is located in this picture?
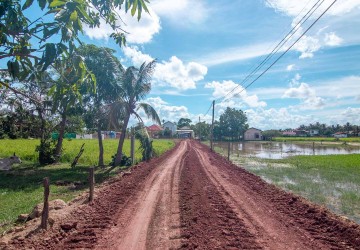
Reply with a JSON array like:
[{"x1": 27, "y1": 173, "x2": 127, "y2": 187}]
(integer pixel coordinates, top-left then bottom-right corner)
[{"x1": 262, "y1": 122, "x2": 360, "y2": 138}]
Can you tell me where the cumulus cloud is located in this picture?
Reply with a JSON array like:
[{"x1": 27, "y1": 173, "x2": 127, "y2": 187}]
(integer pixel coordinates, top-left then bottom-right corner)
[
  {"x1": 150, "y1": 0, "x2": 209, "y2": 26},
  {"x1": 265, "y1": 0, "x2": 360, "y2": 17},
  {"x1": 153, "y1": 56, "x2": 207, "y2": 90},
  {"x1": 144, "y1": 97, "x2": 212, "y2": 124},
  {"x1": 84, "y1": 7, "x2": 160, "y2": 44},
  {"x1": 122, "y1": 46, "x2": 154, "y2": 66},
  {"x1": 286, "y1": 64, "x2": 295, "y2": 71},
  {"x1": 122, "y1": 47, "x2": 207, "y2": 91},
  {"x1": 324, "y1": 32, "x2": 343, "y2": 46},
  {"x1": 265, "y1": 1, "x2": 350, "y2": 58},
  {"x1": 205, "y1": 80, "x2": 267, "y2": 108},
  {"x1": 283, "y1": 75, "x2": 325, "y2": 110}
]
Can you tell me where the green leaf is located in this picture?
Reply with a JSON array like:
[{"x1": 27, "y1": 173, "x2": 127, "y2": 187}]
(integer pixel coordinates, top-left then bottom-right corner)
[
  {"x1": 38, "y1": 0, "x2": 47, "y2": 10},
  {"x1": 22, "y1": 0, "x2": 35, "y2": 10},
  {"x1": 131, "y1": 0, "x2": 138, "y2": 17},
  {"x1": 70, "y1": 10, "x2": 78, "y2": 21},
  {"x1": 49, "y1": 0, "x2": 66, "y2": 8}
]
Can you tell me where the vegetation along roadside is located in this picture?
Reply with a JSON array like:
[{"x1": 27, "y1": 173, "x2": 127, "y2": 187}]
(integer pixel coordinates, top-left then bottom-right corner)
[{"x1": 0, "y1": 139, "x2": 175, "y2": 234}]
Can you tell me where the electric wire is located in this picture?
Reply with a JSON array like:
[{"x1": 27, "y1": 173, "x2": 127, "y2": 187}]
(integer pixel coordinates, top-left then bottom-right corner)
[
  {"x1": 217, "y1": 0, "x2": 326, "y2": 102},
  {"x1": 226, "y1": 0, "x2": 337, "y2": 100}
]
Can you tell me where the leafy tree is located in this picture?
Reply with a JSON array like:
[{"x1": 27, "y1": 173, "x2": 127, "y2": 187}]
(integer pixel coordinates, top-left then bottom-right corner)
[
  {"x1": 110, "y1": 60, "x2": 161, "y2": 166},
  {"x1": 191, "y1": 121, "x2": 210, "y2": 140},
  {"x1": 177, "y1": 118, "x2": 192, "y2": 128},
  {"x1": 1, "y1": 0, "x2": 150, "y2": 84},
  {"x1": 77, "y1": 44, "x2": 123, "y2": 166},
  {"x1": 50, "y1": 54, "x2": 95, "y2": 161},
  {"x1": 219, "y1": 107, "x2": 248, "y2": 141}
]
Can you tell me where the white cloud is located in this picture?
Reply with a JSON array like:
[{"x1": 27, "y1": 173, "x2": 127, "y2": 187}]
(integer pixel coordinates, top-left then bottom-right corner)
[
  {"x1": 197, "y1": 42, "x2": 275, "y2": 67},
  {"x1": 245, "y1": 107, "x2": 314, "y2": 129},
  {"x1": 122, "y1": 46, "x2": 154, "y2": 66},
  {"x1": 150, "y1": 0, "x2": 209, "y2": 26},
  {"x1": 324, "y1": 32, "x2": 343, "y2": 46},
  {"x1": 122, "y1": 47, "x2": 207, "y2": 91},
  {"x1": 283, "y1": 75, "x2": 325, "y2": 110},
  {"x1": 286, "y1": 64, "x2": 295, "y2": 71},
  {"x1": 294, "y1": 35, "x2": 321, "y2": 58},
  {"x1": 144, "y1": 97, "x2": 212, "y2": 124},
  {"x1": 84, "y1": 7, "x2": 160, "y2": 44},
  {"x1": 154, "y1": 56, "x2": 208, "y2": 90},
  {"x1": 265, "y1": 0, "x2": 360, "y2": 17},
  {"x1": 205, "y1": 80, "x2": 267, "y2": 108}
]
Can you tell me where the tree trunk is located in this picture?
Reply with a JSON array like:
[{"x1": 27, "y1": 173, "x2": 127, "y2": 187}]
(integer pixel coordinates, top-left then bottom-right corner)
[
  {"x1": 54, "y1": 112, "x2": 66, "y2": 162},
  {"x1": 114, "y1": 113, "x2": 130, "y2": 166},
  {"x1": 97, "y1": 124, "x2": 104, "y2": 167}
]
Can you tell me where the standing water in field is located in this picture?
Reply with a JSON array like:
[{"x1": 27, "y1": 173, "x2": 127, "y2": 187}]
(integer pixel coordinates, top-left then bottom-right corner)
[{"x1": 214, "y1": 141, "x2": 360, "y2": 159}]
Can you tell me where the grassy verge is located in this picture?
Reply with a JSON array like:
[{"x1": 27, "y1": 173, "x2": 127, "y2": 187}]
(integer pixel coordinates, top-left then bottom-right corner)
[
  {"x1": 0, "y1": 139, "x2": 175, "y2": 165},
  {"x1": 230, "y1": 153, "x2": 360, "y2": 224},
  {"x1": 0, "y1": 139, "x2": 175, "y2": 234}
]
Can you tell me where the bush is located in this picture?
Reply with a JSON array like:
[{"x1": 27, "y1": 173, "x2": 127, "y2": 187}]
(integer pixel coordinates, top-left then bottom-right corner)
[{"x1": 110, "y1": 154, "x2": 132, "y2": 167}]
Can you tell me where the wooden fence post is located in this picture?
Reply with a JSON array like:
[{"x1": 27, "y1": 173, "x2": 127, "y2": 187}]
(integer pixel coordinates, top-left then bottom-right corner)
[
  {"x1": 227, "y1": 141, "x2": 231, "y2": 160},
  {"x1": 89, "y1": 167, "x2": 95, "y2": 202},
  {"x1": 131, "y1": 134, "x2": 135, "y2": 165},
  {"x1": 41, "y1": 177, "x2": 49, "y2": 230}
]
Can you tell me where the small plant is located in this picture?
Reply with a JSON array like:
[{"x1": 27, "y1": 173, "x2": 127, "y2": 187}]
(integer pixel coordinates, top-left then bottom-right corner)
[
  {"x1": 110, "y1": 153, "x2": 132, "y2": 167},
  {"x1": 36, "y1": 137, "x2": 57, "y2": 165},
  {"x1": 135, "y1": 128, "x2": 156, "y2": 161}
]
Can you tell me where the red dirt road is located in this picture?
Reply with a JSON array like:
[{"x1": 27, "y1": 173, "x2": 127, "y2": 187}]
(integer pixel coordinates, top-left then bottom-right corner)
[{"x1": 5, "y1": 140, "x2": 360, "y2": 249}]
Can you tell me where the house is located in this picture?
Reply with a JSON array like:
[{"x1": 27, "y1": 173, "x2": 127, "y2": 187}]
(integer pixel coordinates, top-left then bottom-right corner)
[
  {"x1": 282, "y1": 131, "x2": 297, "y2": 136},
  {"x1": 146, "y1": 124, "x2": 163, "y2": 138},
  {"x1": 294, "y1": 130, "x2": 308, "y2": 136},
  {"x1": 333, "y1": 132, "x2": 348, "y2": 138},
  {"x1": 244, "y1": 128, "x2": 262, "y2": 141},
  {"x1": 176, "y1": 128, "x2": 194, "y2": 139},
  {"x1": 309, "y1": 129, "x2": 319, "y2": 136},
  {"x1": 162, "y1": 121, "x2": 177, "y2": 135}
]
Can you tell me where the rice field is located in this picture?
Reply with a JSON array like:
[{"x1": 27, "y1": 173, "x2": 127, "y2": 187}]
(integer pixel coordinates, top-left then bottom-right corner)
[{"x1": 209, "y1": 142, "x2": 360, "y2": 224}]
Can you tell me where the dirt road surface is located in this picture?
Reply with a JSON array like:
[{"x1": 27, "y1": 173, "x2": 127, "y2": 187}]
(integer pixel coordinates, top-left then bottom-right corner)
[{"x1": 4, "y1": 140, "x2": 360, "y2": 249}]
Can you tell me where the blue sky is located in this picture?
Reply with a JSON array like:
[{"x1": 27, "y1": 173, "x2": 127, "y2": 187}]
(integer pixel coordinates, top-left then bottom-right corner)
[{"x1": 7, "y1": 0, "x2": 360, "y2": 130}]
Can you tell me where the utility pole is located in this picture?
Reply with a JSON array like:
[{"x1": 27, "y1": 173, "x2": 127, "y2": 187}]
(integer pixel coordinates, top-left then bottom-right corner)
[{"x1": 210, "y1": 100, "x2": 215, "y2": 151}]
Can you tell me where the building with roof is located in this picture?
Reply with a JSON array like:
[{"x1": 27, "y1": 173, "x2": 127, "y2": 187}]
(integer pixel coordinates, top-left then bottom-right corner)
[{"x1": 146, "y1": 124, "x2": 163, "y2": 138}]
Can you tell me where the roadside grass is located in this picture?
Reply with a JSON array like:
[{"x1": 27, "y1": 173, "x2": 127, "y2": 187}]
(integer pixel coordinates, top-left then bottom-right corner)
[
  {"x1": 231, "y1": 153, "x2": 360, "y2": 224},
  {"x1": 273, "y1": 136, "x2": 360, "y2": 143},
  {"x1": 0, "y1": 139, "x2": 175, "y2": 234},
  {"x1": 0, "y1": 139, "x2": 175, "y2": 165}
]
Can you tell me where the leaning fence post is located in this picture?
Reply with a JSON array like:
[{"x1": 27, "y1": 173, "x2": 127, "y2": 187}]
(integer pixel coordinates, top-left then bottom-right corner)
[
  {"x1": 41, "y1": 177, "x2": 50, "y2": 230},
  {"x1": 89, "y1": 167, "x2": 95, "y2": 202}
]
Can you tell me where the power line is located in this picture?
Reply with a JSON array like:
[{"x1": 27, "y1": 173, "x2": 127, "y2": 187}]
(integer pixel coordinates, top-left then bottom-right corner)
[
  {"x1": 227, "y1": 0, "x2": 337, "y2": 99},
  {"x1": 217, "y1": 0, "x2": 327, "y2": 102}
]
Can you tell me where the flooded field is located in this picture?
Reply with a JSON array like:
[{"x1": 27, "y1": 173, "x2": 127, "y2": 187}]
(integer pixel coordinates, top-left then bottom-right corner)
[
  {"x1": 213, "y1": 141, "x2": 360, "y2": 159},
  {"x1": 209, "y1": 141, "x2": 360, "y2": 224}
]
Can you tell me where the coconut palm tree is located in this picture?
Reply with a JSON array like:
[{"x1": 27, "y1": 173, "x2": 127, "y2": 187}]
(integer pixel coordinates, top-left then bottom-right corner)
[{"x1": 111, "y1": 60, "x2": 161, "y2": 166}]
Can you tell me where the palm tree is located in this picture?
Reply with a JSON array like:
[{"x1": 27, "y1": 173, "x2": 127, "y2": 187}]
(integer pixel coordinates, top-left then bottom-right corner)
[{"x1": 111, "y1": 60, "x2": 160, "y2": 166}]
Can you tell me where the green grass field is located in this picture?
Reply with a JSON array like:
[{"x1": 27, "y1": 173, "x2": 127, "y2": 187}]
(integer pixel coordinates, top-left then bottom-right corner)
[
  {"x1": 0, "y1": 139, "x2": 175, "y2": 234},
  {"x1": 0, "y1": 139, "x2": 175, "y2": 165}
]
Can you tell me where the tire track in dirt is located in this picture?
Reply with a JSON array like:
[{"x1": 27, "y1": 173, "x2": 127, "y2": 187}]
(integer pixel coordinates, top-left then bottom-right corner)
[
  {"x1": 179, "y1": 144, "x2": 261, "y2": 249},
  {"x1": 95, "y1": 140, "x2": 188, "y2": 250},
  {"x1": 192, "y1": 140, "x2": 360, "y2": 249}
]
